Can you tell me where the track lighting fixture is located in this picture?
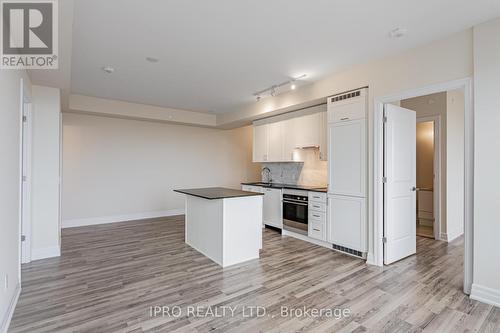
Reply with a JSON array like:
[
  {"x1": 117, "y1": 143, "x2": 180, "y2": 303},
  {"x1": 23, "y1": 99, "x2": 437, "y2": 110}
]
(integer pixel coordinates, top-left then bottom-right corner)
[{"x1": 252, "y1": 74, "x2": 306, "y2": 101}]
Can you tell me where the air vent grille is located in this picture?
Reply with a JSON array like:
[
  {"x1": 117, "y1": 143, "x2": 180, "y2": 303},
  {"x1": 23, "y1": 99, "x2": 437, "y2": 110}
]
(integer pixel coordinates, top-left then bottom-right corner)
[
  {"x1": 332, "y1": 244, "x2": 364, "y2": 258},
  {"x1": 330, "y1": 90, "x2": 361, "y2": 103}
]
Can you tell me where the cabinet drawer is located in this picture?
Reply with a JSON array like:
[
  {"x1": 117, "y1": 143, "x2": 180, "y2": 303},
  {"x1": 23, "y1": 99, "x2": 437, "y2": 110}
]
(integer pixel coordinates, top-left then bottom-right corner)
[
  {"x1": 309, "y1": 202, "x2": 326, "y2": 213},
  {"x1": 309, "y1": 220, "x2": 326, "y2": 241},
  {"x1": 309, "y1": 210, "x2": 326, "y2": 221},
  {"x1": 328, "y1": 98, "x2": 366, "y2": 123},
  {"x1": 308, "y1": 192, "x2": 326, "y2": 203}
]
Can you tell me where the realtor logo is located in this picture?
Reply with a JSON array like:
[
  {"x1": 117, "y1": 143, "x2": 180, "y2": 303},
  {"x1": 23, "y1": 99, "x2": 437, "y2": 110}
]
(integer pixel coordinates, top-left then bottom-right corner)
[{"x1": 1, "y1": 0, "x2": 58, "y2": 69}]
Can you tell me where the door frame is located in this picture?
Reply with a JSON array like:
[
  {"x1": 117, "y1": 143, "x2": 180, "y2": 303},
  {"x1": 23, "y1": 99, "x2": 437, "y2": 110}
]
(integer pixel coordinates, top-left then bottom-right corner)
[
  {"x1": 416, "y1": 115, "x2": 441, "y2": 241},
  {"x1": 372, "y1": 77, "x2": 473, "y2": 295},
  {"x1": 19, "y1": 78, "x2": 32, "y2": 267}
]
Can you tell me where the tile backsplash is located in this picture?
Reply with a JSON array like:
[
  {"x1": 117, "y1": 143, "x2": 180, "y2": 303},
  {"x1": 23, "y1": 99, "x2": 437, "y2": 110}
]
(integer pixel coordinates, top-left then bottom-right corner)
[{"x1": 261, "y1": 148, "x2": 327, "y2": 186}]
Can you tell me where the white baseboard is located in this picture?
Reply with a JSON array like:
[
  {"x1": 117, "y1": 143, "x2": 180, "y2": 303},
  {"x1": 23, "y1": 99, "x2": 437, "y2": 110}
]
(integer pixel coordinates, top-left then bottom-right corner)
[
  {"x1": 366, "y1": 252, "x2": 381, "y2": 266},
  {"x1": 471, "y1": 283, "x2": 500, "y2": 307},
  {"x1": 31, "y1": 246, "x2": 61, "y2": 261},
  {"x1": 62, "y1": 209, "x2": 185, "y2": 228},
  {"x1": 1, "y1": 283, "x2": 20, "y2": 333},
  {"x1": 440, "y1": 231, "x2": 463, "y2": 242}
]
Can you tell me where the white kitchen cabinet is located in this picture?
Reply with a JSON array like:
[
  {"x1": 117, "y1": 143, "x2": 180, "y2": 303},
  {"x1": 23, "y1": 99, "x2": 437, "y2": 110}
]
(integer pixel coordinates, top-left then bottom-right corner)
[
  {"x1": 267, "y1": 121, "x2": 285, "y2": 162},
  {"x1": 262, "y1": 187, "x2": 282, "y2": 228},
  {"x1": 327, "y1": 95, "x2": 366, "y2": 123},
  {"x1": 253, "y1": 124, "x2": 268, "y2": 162},
  {"x1": 295, "y1": 113, "x2": 320, "y2": 148},
  {"x1": 308, "y1": 191, "x2": 327, "y2": 241},
  {"x1": 253, "y1": 107, "x2": 327, "y2": 163},
  {"x1": 283, "y1": 118, "x2": 298, "y2": 161},
  {"x1": 327, "y1": 195, "x2": 366, "y2": 252},
  {"x1": 308, "y1": 219, "x2": 326, "y2": 241},
  {"x1": 328, "y1": 119, "x2": 366, "y2": 197}
]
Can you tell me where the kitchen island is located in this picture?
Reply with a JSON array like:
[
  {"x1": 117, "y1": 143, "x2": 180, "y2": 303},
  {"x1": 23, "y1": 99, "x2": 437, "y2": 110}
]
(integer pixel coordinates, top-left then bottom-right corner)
[{"x1": 174, "y1": 187, "x2": 263, "y2": 267}]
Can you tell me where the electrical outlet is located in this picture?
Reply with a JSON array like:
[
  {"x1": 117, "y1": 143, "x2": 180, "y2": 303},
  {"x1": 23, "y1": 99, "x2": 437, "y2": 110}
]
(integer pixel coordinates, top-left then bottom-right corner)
[{"x1": 4, "y1": 274, "x2": 8, "y2": 290}]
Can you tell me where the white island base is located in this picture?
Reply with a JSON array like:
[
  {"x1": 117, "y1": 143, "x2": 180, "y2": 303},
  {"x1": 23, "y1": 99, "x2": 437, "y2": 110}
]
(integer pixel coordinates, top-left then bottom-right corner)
[{"x1": 183, "y1": 193, "x2": 263, "y2": 267}]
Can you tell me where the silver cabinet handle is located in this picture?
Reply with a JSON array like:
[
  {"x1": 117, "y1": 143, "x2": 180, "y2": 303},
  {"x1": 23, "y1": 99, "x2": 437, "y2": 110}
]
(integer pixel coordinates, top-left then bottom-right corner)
[
  {"x1": 313, "y1": 228, "x2": 320, "y2": 232},
  {"x1": 313, "y1": 214, "x2": 320, "y2": 218},
  {"x1": 340, "y1": 117, "x2": 349, "y2": 121}
]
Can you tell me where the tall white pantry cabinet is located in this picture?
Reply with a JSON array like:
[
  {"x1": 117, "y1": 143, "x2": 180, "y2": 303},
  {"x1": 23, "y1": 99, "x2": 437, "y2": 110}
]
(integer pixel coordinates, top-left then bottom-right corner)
[{"x1": 327, "y1": 89, "x2": 368, "y2": 255}]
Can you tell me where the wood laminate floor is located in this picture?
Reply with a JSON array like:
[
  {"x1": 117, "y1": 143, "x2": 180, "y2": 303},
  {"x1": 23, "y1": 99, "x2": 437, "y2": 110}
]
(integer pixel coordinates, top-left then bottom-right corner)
[{"x1": 10, "y1": 216, "x2": 500, "y2": 333}]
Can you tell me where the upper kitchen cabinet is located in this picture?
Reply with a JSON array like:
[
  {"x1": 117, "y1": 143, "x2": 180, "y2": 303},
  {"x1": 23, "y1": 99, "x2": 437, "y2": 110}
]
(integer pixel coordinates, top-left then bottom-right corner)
[
  {"x1": 253, "y1": 124, "x2": 269, "y2": 162},
  {"x1": 252, "y1": 104, "x2": 327, "y2": 163},
  {"x1": 294, "y1": 113, "x2": 320, "y2": 149},
  {"x1": 253, "y1": 122, "x2": 285, "y2": 162},
  {"x1": 267, "y1": 121, "x2": 285, "y2": 161}
]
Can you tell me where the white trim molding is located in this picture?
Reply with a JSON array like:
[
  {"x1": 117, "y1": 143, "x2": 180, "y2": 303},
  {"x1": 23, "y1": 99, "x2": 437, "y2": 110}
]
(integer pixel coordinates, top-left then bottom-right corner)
[
  {"x1": 1, "y1": 283, "x2": 20, "y2": 333},
  {"x1": 62, "y1": 209, "x2": 185, "y2": 228},
  {"x1": 31, "y1": 246, "x2": 61, "y2": 261},
  {"x1": 471, "y1": 284, "x2": 500, "y2": 308},
  {"x1": 440, "y1": 231, "x2": 464, "y2": 243}
]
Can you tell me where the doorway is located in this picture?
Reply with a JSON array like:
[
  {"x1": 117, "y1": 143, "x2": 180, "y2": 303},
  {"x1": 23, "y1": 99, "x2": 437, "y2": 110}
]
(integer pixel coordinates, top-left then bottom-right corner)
[
  {"x1": 373, "y1": 78, "x2": 473, "y2": 294},
  {"x1": 415, "y1": 117, "x2": 440, "y2": 240}
]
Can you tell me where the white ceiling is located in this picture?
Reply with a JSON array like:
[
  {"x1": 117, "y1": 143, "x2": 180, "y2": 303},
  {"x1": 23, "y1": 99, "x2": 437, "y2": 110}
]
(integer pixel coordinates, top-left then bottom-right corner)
[{"x1": 42, "y1": 0, "x2": 500, "y2": 113}]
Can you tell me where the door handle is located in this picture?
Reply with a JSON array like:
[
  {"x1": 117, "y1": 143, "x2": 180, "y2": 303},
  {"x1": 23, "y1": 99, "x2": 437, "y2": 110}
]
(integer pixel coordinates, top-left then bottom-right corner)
[{"x1": 411, "y1": 186, "x2": 416, "y2": 192}]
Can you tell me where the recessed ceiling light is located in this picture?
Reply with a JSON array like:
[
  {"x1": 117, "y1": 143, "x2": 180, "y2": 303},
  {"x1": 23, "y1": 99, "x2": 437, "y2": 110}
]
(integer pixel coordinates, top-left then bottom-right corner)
[
  {"x1": 146, "y1": 57, "x2": 159, "y2": 63},
  {"x1": 102, "y1": 66, "x2": 114, "y2": 74},
  {"x1": 389, "y1": 27, "x2": 407, "y2": 38},
  {"x1": 290, "y1": 82, "x2": 296, "y2": 90}
]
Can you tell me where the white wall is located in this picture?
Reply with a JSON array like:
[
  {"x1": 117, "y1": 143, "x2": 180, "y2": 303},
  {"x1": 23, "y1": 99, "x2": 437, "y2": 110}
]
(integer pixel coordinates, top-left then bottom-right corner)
[
  {"x1": 0, "y1": 71, "x2": 31, "y2": 333},
  {"x1": 471, "y1": 17, "x2": 500, "y2": 307},
  {"x1": 62, "y1": 113, "x2": 260, "y2": 226},
  {"x1": 446, "y1": 89, "x2": 465, "y2": 241},
  {"x1": 31, "y1": 86, "x2": 62, "y2": 260}
]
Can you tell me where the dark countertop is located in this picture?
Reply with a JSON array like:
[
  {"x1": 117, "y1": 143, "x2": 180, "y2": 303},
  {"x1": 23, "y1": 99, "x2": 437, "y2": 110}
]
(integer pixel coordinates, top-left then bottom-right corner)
[
  {"x1": 174, "y1": 187, "x2": 264, "y2": 200},
  {"x1": 241, "y1": 182, "x2": 328, "y2": 193}
]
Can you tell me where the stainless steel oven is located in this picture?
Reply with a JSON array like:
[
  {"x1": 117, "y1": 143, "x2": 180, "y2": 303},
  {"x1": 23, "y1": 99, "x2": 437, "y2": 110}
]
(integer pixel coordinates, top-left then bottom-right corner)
[{"x1": 282, "y1": 189, "x2": 308, "y2": 235}]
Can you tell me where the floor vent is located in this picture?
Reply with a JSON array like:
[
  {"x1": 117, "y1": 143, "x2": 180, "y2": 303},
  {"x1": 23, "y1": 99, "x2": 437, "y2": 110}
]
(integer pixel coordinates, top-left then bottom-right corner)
[
  {"x1": 332, "y1": 244, "x2": 365, "y2": 259},
  {"x1": 330, "y1": 90, "x2": 361, "y2": 103}
]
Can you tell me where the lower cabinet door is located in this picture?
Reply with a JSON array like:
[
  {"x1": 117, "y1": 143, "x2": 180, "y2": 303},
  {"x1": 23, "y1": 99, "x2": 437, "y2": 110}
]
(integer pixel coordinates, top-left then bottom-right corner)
[
  {"x1": 263, "y1": 188, "x2": 282, "y2": 228},
  {"x1": 327, "y1": 195, "x2": 366, "y2": 252}
]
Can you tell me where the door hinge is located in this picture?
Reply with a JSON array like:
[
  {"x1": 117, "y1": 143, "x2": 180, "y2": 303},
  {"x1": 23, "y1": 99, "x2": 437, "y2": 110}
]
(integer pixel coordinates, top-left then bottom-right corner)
[
  {"x1": 383, "y1": 116, "x2": 387, "y2": 123},
  {"x1": 382, "y1": 237, "x2": 387, "y2": 243},
  {"x1": 22, "y1": 175, "x2": 27, "y2": 182},
  {"x1": 382, "y1": 177, "x2": 387, "y2": 183},
  {"x1": 22, "y1": 115, "x2": 27, "y2": 122},
  {"x1": 21, "y1": 235, "x2": 26, "y2": 242}
]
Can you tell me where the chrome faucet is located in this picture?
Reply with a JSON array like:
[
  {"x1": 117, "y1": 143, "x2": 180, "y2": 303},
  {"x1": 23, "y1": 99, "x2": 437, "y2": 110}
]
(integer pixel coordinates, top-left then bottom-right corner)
[{"x1": 261, "y1": 167, "x2": 272, "y2": 184}]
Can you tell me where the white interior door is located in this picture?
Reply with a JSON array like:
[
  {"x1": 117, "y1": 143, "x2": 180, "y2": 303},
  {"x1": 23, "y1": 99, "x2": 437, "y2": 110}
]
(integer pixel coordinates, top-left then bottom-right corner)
[{"x1": 384, "y1": 104, "x2": 416, "y2": 265}]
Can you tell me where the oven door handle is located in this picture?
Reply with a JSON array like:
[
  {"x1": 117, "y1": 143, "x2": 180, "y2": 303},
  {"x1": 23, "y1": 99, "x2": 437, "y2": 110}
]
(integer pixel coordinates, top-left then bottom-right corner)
[{"x1": 283, "y1": 200, "x2": 308, "y2": 206}]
